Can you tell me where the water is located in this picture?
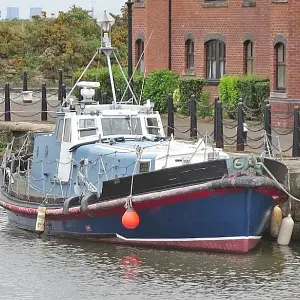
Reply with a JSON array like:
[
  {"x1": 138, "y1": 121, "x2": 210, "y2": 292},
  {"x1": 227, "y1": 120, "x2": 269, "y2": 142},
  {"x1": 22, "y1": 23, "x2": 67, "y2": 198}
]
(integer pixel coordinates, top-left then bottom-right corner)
[{"x1": 0, "y1": 208, "x2": 299, "y2": 300}]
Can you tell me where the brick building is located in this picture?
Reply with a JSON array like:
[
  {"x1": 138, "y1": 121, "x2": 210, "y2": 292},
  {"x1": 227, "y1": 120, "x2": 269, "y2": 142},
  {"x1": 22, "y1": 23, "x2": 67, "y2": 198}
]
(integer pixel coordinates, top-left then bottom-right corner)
[{"x1": 132, "y1": 0, "x2": 299, "y2": 127}]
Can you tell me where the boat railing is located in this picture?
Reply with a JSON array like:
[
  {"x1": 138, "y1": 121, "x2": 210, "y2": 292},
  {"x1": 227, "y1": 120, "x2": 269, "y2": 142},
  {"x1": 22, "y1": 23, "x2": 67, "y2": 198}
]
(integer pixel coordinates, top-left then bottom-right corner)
[{"x1": 1, "y1": 133, "x2": 221, "y2": 202}]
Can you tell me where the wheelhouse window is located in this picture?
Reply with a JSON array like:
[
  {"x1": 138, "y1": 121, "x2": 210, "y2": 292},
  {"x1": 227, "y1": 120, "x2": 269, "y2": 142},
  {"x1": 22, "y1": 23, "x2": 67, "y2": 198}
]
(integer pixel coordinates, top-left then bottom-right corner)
[
  {"x1": 146, "y1": 118, "x2": 160, "y2": 135},
  {"x1": 101, "y1": 117, "x2": 143, "y2": 136},
  {"x1": 185, "y1": 39, "x2": 194, "y2": 70},
  {"x1": 206, "y1": 40, "x2": 225, "y2": 80},
  {"x1": 244, "y1": 40, "x2": 253, "y2": 75},
  {"x1": 57, "y1": 119, "x2": 64, "y2": 141},
  {"x1": 78, "y1": 118, "x2": 97, "y2": 138},
  {"x1": 63, "y1": 119, "x2": 72, "y2": 142},
  {"x1": 136, "y1": 39, "x2": 145, "y2": 73},
  {"x1": 275, "y1": 43, "x2": 286, "y2": 91}
]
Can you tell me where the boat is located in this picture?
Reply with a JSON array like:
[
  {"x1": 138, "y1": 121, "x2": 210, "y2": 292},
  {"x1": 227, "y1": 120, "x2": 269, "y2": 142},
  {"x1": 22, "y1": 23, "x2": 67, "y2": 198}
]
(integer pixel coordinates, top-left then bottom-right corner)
[{"x1": 0, "y1": 11, "x2": 289, "y2": 253}]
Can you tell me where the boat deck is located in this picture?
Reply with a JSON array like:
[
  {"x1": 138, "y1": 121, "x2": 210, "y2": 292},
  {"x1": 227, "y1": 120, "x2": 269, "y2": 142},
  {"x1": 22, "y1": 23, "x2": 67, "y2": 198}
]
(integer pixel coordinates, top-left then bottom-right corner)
[{"x1": 6, "y1": 174, "x2": 64, "y2": 204}]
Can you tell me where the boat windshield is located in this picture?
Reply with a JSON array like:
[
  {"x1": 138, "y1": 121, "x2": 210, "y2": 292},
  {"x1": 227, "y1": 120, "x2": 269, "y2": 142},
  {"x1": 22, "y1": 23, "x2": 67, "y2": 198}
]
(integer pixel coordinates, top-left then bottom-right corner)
[{"x1": 101, "y1": 117, "x2": 143, "y2": 136}]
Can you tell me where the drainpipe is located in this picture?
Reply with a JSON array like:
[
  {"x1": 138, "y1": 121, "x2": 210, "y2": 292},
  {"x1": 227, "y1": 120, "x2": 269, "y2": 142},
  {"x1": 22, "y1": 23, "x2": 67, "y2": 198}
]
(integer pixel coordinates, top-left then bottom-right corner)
[{"x1": 168, "y1": 0, "x2": 172, "y2": 70}]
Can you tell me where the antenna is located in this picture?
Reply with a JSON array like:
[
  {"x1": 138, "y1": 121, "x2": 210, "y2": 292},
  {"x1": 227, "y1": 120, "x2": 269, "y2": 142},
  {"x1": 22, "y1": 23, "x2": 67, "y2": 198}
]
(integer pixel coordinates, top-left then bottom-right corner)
[{"x1": 90, "y1": 0, "x2": 96, "y2": 18}]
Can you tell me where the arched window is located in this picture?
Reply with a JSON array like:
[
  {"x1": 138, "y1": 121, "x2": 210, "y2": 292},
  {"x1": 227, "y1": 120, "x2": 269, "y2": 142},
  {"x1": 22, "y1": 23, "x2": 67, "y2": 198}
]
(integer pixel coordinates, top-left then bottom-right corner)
[
  {"x1": 275, "y1": 43, "x2": 286, "y2": 91},
  {"x1": 206, "y1": 40, "x2": 225, "y2": 80},
  {"x1": 185, "y1": 39, "x2": 194, "y2": 70},
  {"x1": 244, "y1": 40, "x2": 253, "y2": 75},
  {"x1": 135, "y1": 39, "x2": 145, "y2": 73}
]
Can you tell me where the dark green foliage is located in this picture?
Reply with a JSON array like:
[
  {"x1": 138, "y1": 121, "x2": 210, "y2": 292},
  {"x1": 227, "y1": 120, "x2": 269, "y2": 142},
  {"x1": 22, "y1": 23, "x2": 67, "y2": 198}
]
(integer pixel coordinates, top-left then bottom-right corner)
[
  {"x1": 237, "y1": 76, "x2": 270, "y2": 110},
  {"x1": 0, "y1": 6, "x2": 128, "y2": 85},
  {"x1": 219, "y1": 75, "x2": 270, "y2": 117},
  {"x1": 178, "y1": 77, "x2": 206, "y2": 115},
  {"x1": 197, "y1": 91, "x2": 213, "y2": 118},
  {"x1": 143, "y1": 70, "x2": 179, "y2": 113}
]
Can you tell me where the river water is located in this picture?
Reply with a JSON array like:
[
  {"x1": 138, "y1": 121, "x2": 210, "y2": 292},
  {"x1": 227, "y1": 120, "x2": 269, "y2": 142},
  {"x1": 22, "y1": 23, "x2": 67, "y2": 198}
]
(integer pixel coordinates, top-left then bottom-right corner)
[{"x1": 0, "y1": 207, "x2": 299, "y2": 300}]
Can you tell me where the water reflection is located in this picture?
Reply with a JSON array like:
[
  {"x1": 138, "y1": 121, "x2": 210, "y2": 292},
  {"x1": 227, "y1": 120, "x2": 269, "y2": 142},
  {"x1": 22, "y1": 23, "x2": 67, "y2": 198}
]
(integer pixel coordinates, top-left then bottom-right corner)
[{"x1": 1, "y1": 209, "x2": 300, "y2": 300}]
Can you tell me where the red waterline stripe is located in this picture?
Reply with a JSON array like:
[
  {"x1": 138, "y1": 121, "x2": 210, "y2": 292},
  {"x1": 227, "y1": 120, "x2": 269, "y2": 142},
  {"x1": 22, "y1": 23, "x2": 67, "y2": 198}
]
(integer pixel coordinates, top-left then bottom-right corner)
[{"x1": 0, "y1": 186, "x2": 286, "y2": 221}]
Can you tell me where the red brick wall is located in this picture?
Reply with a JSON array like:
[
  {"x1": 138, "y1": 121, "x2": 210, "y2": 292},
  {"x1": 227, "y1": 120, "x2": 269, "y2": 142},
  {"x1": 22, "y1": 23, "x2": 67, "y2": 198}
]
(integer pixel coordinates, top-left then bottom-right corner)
[
  {"x1": 133, "y1": 1, "x2": 300, "y2": 127},
  {"x1": 132, "y1": 5, "x2": 146, "y2": 69}
]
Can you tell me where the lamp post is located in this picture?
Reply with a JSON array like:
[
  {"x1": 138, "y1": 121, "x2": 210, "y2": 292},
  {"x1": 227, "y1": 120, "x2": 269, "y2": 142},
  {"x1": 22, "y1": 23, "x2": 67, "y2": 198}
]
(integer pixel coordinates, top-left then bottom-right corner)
[{"x1": 126, "y1": 0, "x2": 134, "y2": 101}]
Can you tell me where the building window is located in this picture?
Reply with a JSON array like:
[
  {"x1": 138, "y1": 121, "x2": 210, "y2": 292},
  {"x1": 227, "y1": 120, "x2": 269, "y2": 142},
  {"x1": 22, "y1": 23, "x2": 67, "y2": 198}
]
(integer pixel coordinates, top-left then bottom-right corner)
[
  {"x1": 275, "y1": 43, "x2": 286, "y2": 91},
  {"x1": 206, "y1": 40, "x2": 225, "y2": 80},
  {"x1": 185, "y1": 39, "x2": 194, "y2": 70},
  {"x1": 135, "y1": 39, "x2": 145, "y2": 73},
  {"x1": 244, "y1": 40, "x2": 253, "y2": 75}
]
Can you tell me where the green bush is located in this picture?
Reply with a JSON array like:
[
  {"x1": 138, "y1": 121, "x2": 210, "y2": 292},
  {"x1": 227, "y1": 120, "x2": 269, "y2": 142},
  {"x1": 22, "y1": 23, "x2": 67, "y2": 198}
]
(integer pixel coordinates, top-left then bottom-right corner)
[
  {"x1": 173, "y1": 88, "x2": 180, "y2": 111},
  {"x1": 197, "y1": 91, "x2": 213, "y2": 118},
  {"x1": 178, "y1": 77, "x2": 206, "y2": 115},
  {"x1": 219, "y1": 75, "x2": 270, "y2": 117},
  {"x1": 143, "y1": 70, "x2": 179, "y2": 113},
  {"x1": 72, "y1": 66, "x2": 144, "y2": 103},
  {"x1": 218, "y1": 75, "x2": 239, "y2": 111}
]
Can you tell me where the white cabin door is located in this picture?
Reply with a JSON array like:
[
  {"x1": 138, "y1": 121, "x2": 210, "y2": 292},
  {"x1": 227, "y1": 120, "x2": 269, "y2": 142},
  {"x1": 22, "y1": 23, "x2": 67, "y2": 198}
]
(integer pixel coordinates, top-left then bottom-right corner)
[{"x1": 57, "y1": 118, "x2": 72, "y2": 182}]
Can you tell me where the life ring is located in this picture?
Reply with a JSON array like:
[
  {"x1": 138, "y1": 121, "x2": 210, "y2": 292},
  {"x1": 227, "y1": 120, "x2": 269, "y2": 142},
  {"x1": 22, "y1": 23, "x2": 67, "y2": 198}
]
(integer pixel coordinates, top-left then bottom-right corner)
[{"x1": 233, "y1": 158, "x2": 244, "y2": 170}]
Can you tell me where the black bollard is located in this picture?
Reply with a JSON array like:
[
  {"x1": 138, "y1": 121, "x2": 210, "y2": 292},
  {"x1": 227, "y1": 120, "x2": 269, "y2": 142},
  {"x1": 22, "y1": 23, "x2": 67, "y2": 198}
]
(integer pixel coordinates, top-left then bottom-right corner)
[
  {"x1": 190, "y1": 94, "x2": 197, "y2": 139},
  {"x1": 23, "y1": 71, "x2": 28, "y2": 92},
  {"x1": 264, "y1": 103, "x2": 272, "y2": 154},
  {"x1": 41, "y1": 84, "x2": 47, "y2": 122},
  {"x1": 292, "y1": 106, "x2": 300, "y2": 157},
  {"x1": 216, "y1": 100, "x2": 224, "y2": 149},
  {"x1": 213, "y1": 96, "x2": 219, "y2": 142},
  {"x1": 62, "y1": 84, "x2": 67, "y2": 100},
  {"x1": 58, "y1": 69, "x2": 63, "y2": 102},
  {"x1": 236, "y1": 102, "x2": 244, "y2": 151},
  {"x1": 103, "y1": 93, "x2": 107, "y2": 104},
  {"x1": 4, "y1": 83, "x2": 11, "y2": 122},
  {"x1": 167, "y1": 93, "x2": 174, "y2": 137}
]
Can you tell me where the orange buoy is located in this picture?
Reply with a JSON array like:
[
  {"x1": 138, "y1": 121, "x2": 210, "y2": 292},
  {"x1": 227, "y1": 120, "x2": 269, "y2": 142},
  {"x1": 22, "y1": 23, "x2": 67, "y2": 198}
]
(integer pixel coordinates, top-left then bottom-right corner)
[{"x1": 122, "y1": 207, "x2": 140, "y2": 229}]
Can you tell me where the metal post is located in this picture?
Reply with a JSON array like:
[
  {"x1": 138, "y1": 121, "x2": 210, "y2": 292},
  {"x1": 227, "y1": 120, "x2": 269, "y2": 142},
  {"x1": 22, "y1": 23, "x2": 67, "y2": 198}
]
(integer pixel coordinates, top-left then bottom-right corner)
[
  {"x1": 78, "y1": 87, "x2": 83, "y2": 102},
  {"x1": 126, "y1": 0, "x2": 134, "y2": 101},
  {"x1": 41, "y1": 84, "x2": 47, "y2": 122},
  {"x1": 213, "y1": 96, "x2": 219, "y2": 142},
  {"x1": 103, "y1": 93, "x2": 107, "y2": 104},
  {"x1": 4, "y1": 83, "x2": 11, "y2": 122},
  {"x1": 292, "y1": 106, "x2": 300, "y2": 157},
  {"x1": 62, "y1": 84, "x2": 67, "y2": 99},
  {"x1": 97, "y1": 89, "x2": 103, "y2": 104},
  {"x1": 237, "y1": 102, "x2": 244, "y2": 151},
  {"x1": 190, "y1": 94, "x2": 197, "y2": 139},
  {"x1": 23, "y1": 71, "x2": 28, "y2": 91},
  {"x1": 216, "y1": 101, "x2": 224, "y2": 148},
  {"x1": 58, "y1": 69, "x2": 63, "y2": 102},
  {"x1": 264, "y1": 103, "x2": 272, "y2": 154},
  {"x1": 167, "y1": 93, "x2": 174, "y2": 137}
]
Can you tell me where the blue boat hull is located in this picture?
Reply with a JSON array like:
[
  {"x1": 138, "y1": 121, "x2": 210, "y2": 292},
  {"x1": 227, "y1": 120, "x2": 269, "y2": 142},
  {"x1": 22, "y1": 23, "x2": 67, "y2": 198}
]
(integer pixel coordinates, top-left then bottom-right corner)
[{"x1": 3, "y1": 188, "x2": 278, "y2": 253}]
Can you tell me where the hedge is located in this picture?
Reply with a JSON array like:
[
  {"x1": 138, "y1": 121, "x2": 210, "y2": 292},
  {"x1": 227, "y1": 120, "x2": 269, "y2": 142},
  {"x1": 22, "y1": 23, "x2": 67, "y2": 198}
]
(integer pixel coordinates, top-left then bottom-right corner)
[
  {"x1": 219, "y1": 75, "x2": 270, "y2": 117},
  {"x1": 143, "y1": 70, "x2": 179, "y2": 113},
  {"x1": 178, "y1": 77, "x2": 206, "y2": 115}
]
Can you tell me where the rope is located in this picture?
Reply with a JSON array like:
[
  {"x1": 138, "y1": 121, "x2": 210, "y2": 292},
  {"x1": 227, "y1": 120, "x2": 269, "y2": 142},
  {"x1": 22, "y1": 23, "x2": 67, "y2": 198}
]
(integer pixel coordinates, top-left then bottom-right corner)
[
  {"x1": 125, "y1": 146, "x2": 143, "y2": 209},
  {"x1": 262, "y1": 163, "x2": 300, "y2": 203}
]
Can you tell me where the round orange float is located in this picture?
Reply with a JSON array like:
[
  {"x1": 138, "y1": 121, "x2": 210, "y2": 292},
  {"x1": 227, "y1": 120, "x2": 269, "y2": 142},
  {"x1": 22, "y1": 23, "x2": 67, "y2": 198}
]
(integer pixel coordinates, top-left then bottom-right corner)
[{"x1": 122, "y1": 207, "x2": 140, "y2": 229}]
